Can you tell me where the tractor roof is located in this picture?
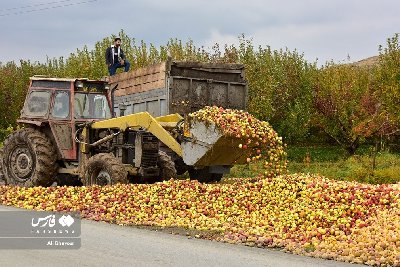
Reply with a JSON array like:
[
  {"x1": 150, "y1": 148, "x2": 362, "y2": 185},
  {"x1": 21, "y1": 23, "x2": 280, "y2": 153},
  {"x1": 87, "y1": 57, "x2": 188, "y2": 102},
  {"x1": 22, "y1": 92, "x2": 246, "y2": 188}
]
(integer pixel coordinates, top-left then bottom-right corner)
[{"x1": 30, "y1": 76, "x2": 107, "y2": 84}]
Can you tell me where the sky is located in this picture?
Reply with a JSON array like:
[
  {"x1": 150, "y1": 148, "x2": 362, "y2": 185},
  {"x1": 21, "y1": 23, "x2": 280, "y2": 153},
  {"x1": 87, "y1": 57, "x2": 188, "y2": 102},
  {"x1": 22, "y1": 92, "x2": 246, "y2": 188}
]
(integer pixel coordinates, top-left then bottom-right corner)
[{"x1": 0, "y1": 0, "x2": 399, "y2": 65}]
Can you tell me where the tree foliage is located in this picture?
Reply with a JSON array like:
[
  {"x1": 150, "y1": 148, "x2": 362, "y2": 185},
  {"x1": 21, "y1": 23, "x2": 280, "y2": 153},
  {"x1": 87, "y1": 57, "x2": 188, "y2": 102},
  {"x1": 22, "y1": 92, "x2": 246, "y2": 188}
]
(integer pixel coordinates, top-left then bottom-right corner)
[
  {"x1": 0, "y1": 30, "x2": 399, "y2": 151},
  {"x1": 313, "y1": 63, "x2": 392, "y2": 154},
  {"x1": 377, "y1": 33, "x2": 400, "y2": 131},
  {"x1": 312, "y1": 34, "x2": 399, "y2": 154}
]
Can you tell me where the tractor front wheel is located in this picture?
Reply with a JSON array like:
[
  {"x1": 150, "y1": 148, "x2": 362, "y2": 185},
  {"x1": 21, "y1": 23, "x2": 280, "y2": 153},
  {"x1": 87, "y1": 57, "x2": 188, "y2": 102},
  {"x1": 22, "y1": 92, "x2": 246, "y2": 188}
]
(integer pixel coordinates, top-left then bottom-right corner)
[{"x1": 84, "y1": 153, "x2": 128, "y2": 186}]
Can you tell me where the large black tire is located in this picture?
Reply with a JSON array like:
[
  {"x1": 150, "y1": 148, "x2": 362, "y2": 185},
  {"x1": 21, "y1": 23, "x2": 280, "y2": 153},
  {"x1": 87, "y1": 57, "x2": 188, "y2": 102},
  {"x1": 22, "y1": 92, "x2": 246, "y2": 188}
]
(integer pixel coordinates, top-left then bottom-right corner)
[
  {"x1": 188, "y1": 167, "x2": 223, "y2": 183},
  {"x1": 0, "y1": 148, "x2": 6, "y2": 185},
  {"x1": 157, "y1": 151, "x2": 177, "y2": 181},
  {"x1": 3, "y1": 128, "x2": 57, "y2": 187},
  {"x1": 84, "y1": 153, "x2": 128, "y2": 186}
]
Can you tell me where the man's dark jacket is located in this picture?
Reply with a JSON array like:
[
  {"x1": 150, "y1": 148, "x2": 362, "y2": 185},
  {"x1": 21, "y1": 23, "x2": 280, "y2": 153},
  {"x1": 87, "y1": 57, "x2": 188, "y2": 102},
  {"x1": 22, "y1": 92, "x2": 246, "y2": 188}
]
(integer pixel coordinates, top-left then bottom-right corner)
[{"x1": 105, "y1": 46, "x2": 127, "y2": 66}]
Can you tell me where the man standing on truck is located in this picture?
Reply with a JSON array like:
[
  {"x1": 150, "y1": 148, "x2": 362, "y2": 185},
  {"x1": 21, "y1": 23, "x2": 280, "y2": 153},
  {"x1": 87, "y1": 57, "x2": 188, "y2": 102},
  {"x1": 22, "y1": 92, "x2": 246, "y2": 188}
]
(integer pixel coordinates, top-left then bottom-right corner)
[{"x1": 105, "y1": 37, "x2": 131, "y2": 75}]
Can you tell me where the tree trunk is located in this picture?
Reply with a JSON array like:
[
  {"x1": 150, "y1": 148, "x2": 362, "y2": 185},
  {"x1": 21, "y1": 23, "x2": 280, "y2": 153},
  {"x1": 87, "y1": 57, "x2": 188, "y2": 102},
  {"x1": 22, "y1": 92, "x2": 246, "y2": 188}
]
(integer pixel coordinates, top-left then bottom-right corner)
[
  {"x1": 372, "y1": 140, "x2": 379, "y2": 171},
  {"x1": 345, "y1": 143, "x2": 359, "y2": 155}
]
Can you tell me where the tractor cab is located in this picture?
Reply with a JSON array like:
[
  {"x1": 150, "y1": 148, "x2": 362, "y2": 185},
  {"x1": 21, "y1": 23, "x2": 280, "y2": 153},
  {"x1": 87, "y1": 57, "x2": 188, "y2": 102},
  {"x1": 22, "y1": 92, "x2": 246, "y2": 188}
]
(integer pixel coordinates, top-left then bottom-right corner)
[
  {"x1": 20, "y1": 76, "x2": 112, "y2": 122},
  {"x1": 18, "y1": 76, "x2": 112, "y2": 160}
]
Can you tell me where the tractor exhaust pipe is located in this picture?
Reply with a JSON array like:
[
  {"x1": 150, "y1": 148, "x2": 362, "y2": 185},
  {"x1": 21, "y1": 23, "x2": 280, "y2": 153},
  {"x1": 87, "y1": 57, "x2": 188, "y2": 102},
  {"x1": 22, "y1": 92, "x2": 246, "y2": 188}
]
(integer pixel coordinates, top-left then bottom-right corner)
[{"x1": 110, "y1": 84, "x2": 118, "y2": 117}]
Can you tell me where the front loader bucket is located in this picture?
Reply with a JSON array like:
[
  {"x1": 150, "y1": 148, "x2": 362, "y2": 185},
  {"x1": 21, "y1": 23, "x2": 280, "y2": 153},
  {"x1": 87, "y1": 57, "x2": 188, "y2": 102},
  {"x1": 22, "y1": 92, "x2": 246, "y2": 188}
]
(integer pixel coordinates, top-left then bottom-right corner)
[{"x1": 181, "y1": 120, "x2": 255, "y2": 167}]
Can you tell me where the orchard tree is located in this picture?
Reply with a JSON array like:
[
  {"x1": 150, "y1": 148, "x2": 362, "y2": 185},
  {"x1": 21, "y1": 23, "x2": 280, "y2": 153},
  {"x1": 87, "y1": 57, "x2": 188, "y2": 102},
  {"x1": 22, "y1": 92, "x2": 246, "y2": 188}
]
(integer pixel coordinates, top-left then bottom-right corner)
[
  {"x1": 233, "y1": 37, "x2": 317, "y2": 141},
  {"x1": 376, "y1": 33, "x2": 400, "y2": 134},
  {"x1": 0, "y1": 60, "x2": 45, "y2": 129},
  {"x1": 313, "y1": 63, "x2": 395, "y2": 155}
]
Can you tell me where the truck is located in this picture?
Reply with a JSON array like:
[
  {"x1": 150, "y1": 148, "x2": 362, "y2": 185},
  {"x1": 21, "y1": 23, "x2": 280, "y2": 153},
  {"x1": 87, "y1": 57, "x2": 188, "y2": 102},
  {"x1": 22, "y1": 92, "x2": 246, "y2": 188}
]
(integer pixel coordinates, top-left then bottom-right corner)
[
  {"x1": 109, "y1": 59, "x2": 247, "y2": 117},
  {"x1": 0, "y1": 60, "x2": 249, "y2": 187}
]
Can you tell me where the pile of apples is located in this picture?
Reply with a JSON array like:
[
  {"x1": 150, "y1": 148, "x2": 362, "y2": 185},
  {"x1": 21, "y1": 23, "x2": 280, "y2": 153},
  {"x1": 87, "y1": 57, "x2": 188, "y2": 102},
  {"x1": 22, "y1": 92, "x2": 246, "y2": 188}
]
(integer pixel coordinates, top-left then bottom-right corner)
[
  {"x1": 189, "y1": 106, "x2": 287, "y2": 177},
  {"x1": 1, "y1": 175, "x2": 399, "y2": 266}
]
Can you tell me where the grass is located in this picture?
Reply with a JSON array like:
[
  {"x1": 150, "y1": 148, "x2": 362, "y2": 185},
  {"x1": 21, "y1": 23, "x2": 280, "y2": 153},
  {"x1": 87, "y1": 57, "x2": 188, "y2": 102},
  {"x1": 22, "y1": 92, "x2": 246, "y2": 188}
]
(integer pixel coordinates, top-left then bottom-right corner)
[{"x1": 227, "y1": 145, "x2": 400, "y2": 184}]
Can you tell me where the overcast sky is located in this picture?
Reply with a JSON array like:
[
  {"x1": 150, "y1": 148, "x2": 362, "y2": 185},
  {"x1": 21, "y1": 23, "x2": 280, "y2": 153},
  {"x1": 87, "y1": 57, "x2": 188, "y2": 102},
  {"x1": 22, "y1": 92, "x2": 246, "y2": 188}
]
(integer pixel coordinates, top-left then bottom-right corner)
[{"x1": 0, "y1": 0, "x2": 399, "y2": 65}]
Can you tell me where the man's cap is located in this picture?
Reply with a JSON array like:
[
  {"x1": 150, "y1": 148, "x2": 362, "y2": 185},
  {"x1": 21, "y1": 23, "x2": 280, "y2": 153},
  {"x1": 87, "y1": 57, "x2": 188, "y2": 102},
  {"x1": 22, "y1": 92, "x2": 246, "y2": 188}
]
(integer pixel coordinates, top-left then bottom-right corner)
[{"x1": 114, "y1": 37, "x2": 121, "y2": 42}]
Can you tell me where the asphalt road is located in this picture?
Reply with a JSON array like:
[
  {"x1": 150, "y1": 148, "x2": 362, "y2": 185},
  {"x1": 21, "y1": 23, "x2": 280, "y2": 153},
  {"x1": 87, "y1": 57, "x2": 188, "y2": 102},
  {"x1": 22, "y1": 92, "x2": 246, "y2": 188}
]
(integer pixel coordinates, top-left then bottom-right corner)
[{"x1": 0, "y1": 205, "x2": 364, "y2": 267}]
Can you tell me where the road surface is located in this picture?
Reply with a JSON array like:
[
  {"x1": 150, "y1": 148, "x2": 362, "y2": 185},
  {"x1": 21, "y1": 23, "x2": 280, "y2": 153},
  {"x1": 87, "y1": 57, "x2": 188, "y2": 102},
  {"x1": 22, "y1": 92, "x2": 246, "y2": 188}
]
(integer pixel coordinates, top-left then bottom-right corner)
[{"x1": 0, "y1": 205, "x2": 364, "y2": 267}]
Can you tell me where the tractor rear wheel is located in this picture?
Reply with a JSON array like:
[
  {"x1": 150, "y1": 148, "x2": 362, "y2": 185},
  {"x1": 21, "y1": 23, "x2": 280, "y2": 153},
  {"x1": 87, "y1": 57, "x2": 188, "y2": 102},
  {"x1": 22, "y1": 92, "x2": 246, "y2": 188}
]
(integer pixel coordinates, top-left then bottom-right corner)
[
  {"x1": 3, "y1": 128, "x2": 57, "y2": 187},
  {"x1": 84, "y1": 153, "x2": 128, "y2": 186},
  {"x1": 157, "y1": 151, "x2": 177, "y2": 181},
  {"x1": 0, "y1": 148, "x2": 6, "y2": 185}
]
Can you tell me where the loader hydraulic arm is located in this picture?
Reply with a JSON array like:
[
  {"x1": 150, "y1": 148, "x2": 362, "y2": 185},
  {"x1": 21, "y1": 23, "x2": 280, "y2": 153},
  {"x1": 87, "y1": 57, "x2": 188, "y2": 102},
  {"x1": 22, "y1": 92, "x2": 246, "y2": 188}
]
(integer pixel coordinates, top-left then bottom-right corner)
[{"x1": 91, "y1": 112, "x2": 183, "y2": 157}]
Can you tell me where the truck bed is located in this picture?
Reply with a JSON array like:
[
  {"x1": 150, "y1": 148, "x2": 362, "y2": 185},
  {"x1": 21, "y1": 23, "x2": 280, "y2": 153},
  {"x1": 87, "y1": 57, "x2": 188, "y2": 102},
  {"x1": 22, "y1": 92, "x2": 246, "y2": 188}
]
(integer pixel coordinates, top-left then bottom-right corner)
[{"x1": 108, "y1": 59, "x2": 248, "y2": 117}]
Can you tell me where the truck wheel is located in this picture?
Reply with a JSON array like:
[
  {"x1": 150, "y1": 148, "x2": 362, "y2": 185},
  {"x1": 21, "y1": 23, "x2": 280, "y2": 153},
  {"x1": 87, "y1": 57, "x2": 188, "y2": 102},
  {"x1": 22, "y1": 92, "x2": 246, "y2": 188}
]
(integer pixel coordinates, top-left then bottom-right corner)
[
  {"x1": 84, "y1": 153, "x2": 128, "y2": 186},
  {"x1": 3, "y1": 128, "x2": 57, "y2": 187},
  {"x1": 157, "y1": 151, "x2": 177, "y2": 181},
  {"x1": 188, "y1": 167, "x2": 223, "y2": 183}
]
